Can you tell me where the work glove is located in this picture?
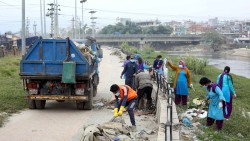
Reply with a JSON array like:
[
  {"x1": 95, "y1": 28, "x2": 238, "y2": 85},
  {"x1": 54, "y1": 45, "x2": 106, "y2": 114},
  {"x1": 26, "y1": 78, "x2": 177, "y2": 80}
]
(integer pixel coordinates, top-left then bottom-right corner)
[
  {"x1": 202, "y1": 101, "x2": 206, "y2": 106},
  {"x1": 219, "y1": 102, "x2": 223, "y2": 108},
  {"x1": 190, "y1": 84, "x2": 193, "y2": 89},
  {"x1": 114, "y1": 108, "x2": 118, "y2": 117},
  {"x1": 234, "y1": 94, "x2": 237, "y2": 98},
  {"x1": 118, "y1": 106, "x2": 125, "y2": 116}
]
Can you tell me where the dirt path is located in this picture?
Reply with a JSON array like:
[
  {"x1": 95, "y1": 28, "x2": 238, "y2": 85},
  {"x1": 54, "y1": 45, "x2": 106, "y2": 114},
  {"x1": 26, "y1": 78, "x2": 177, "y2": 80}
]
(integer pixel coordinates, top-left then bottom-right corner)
[{"x1": 0, "y1": 47, "x2": 126, "y2": 141}]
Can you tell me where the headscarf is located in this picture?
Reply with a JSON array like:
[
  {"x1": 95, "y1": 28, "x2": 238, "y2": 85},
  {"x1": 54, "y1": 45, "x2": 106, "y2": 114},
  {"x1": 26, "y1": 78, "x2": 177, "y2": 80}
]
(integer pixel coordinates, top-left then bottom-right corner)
[
  {"x1": 179, "y1": 60, "x2": 186, "y2": 68},
  {"x1": 218, "y1": 66, "x2": 233, "y2": 88}
]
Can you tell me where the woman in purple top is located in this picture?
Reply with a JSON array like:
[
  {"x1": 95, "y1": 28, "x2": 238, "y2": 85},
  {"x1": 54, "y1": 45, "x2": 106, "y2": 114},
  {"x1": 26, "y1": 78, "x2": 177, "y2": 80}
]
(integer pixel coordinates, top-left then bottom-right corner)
[{"x1": 137, "y1": 57, "x2": 145, "y2": 72}]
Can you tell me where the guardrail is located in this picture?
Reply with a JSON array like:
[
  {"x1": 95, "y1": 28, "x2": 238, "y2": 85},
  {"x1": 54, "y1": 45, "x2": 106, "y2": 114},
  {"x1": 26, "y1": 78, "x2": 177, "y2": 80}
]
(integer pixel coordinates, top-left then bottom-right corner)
[
  {"x1": 119, "y1": 49, "x2": 175, "y2": 140},
  {"x1": 140, "y1": 59, "x2": 175, "y2": 141}
]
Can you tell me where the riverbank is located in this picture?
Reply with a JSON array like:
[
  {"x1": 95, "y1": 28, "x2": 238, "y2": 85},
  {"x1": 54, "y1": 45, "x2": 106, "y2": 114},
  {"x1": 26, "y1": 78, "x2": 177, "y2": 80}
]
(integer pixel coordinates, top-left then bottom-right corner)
[
  {"x1": 162, "y1": 44, "x2": 250, "y2": 58},
  {"x1": 121, "y1": 43, "x2": 250, "y2": 141},
  {"x1": 222, "y1": 48, "x2": 250, "y2": 58}
]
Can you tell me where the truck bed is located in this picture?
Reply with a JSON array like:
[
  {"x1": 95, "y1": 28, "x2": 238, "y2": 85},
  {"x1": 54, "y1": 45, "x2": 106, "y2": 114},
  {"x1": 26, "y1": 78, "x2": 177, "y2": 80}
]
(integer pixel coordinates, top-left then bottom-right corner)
[{"x1": 20, "y1": 38, "x2": 94, "y2": 80}]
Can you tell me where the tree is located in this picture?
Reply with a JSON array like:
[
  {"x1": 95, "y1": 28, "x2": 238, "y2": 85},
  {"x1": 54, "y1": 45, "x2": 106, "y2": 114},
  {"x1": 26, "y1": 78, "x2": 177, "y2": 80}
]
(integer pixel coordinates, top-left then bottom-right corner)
[
  {"x1": 99, "y1": 22, "x2": 173, "y2": 35},
  {"x1": 142, "y1": 25, "x2": 173, "y2": 34},
  {"x1": 203, "y1": 31, "x2": 226, "y2": 51}
]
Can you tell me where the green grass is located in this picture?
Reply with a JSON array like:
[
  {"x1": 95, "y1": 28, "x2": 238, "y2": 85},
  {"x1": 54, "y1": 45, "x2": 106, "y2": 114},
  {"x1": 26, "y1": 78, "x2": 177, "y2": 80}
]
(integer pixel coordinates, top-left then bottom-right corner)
[
  {"x1": 0, "y1": 56, "x2": 27, "y2": 127},
  {"x1": 120, "y1": 44, "x2": 250, "y2": 141}
]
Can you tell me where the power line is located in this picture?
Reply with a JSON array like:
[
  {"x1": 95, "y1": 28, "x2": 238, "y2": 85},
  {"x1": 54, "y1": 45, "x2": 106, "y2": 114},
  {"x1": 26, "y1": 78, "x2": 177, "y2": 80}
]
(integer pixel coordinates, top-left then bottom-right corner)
[{"x1": 0, "y1": 0, "x2": 20, "y2": 8}]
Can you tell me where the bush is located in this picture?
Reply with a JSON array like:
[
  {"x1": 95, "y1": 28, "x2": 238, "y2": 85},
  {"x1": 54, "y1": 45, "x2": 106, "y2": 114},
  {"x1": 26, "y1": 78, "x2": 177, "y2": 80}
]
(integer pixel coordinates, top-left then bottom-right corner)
[
  {"x1": 143, "y1": 45, "x2": 155, "y2": 54},
  {"x1": 184, "y1": 56, "x2": 208, "y2": 75},
  {"x1": 120, "y1": 42, "x2": 138, "y2": 54}
]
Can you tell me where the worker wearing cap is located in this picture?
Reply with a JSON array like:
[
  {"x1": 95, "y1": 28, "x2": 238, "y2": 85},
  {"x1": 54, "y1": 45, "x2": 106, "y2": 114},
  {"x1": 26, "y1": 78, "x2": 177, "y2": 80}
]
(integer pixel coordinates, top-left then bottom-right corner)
[{"x1": 110, "y1": 84, "x2": 137, "y2": 131}]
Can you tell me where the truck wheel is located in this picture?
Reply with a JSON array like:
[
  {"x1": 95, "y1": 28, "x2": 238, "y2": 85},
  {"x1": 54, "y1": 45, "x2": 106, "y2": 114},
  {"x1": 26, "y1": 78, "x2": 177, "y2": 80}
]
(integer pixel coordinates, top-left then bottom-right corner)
[
  {"x1": 76, "y1": 102, "x2": 84, "y2": 110},
  {"x1": 93, "y1": 86, "x2": 97, "y2": 97},
  {"x1": 28, "y1": 99, "x2": 36, "y2": 109},
  {"x1": 35, "y1": 100, "x2": 46, "y2": 109},
  {"x1": 84, "y1": 84, "x2": 93, "y2": 110}
]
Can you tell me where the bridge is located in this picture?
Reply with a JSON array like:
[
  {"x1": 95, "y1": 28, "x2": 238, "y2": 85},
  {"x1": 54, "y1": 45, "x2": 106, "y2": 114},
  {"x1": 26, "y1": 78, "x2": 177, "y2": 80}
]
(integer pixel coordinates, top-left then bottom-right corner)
[{"x1": 73, "y1": 34, "x2": 202, "y2": 45}]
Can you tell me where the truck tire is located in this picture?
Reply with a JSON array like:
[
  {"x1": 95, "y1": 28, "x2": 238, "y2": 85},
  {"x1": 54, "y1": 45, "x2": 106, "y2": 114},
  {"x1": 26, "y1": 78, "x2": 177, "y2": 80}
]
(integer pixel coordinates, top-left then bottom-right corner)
[
  {"x1": 93, "y1": 86, "x2": 97, "y2": 97},
  {"x1": 28, "y1": 99, "x2": 36, "y2": 109},
  {"x1": 92, "y1": 75, "x2": 99, "y2": 97},
  {"x1": 35, "y1": 100, "x2": 46, "y2": 109},
  {"x1": 76, "y1": 102, "x2": 84, "y2": 110},
  {"x1": 84, "y1": 84, "x2": 93, "y2": 110}
]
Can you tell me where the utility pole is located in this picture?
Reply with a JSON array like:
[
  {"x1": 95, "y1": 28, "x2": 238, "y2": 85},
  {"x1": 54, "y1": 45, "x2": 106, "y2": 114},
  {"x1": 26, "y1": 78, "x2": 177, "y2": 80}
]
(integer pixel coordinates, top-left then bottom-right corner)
[
  {"x1": 46, "y1": 3, "x2": 55, "y2": 37},
  {"x1": 80, "y1": 0, "x2": 87, "y2": 39},
  {"x1": 89, "y1": 10, "x2": 97, "y2": 38},
  {"x1": 54, "y1": 0, "x2": 60, "y2": 37},
  {"x1": 71, "y1": 17, "x2": 75, "y2": 38},
  {"x1": 22, "y1": 0, "x2": 26, "y2": 56},
  {"x1": 40, "y1": 0, "x2": 43, "y2": 37},
  {"x1": 43, "y1": 0, "x2": 46, "y2": 37},
  {"x1": 26, "y1": 17, "x2": 30, "y2": 37},
  {"x1": 79, "y1": 21, "x2": 81, "y2": 39},
  {"x1": 33, "y1": 21, "x2": 37, "y2": 36},
  {"x1": 75, "y1": 0, "x2": 77, "y2": 39}
]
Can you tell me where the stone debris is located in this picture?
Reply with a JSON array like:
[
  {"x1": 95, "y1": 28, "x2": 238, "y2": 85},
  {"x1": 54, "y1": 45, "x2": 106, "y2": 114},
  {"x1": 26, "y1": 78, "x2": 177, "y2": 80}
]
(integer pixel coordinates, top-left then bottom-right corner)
[{"x1": 81, "y1": 115, "x2": 157, "y2": 141}]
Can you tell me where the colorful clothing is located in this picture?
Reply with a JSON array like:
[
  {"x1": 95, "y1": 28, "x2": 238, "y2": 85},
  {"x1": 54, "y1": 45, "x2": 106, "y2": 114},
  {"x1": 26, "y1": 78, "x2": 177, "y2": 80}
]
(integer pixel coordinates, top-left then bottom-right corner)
[
  {"x1": 217, "y1": 73, "x2": 236, "y2": 119},
  {"x1": 206, "y1": 86, "x2": 225, "y2": 120},
  {"x1": 216, "y1": 73, "x2": 236, "y2": 102},
  {"x1": 114, "y1": 85, "x2": 137, "y2": 126},
  {"x1": 176, "y1": 70, "x2": 188, "y2": 95},
  {"x1": 153, "y1": 59, "x2": 164, "y2": 76},
  {"x1": 167, "y1": 62, "x2": 192, "y2": 89}
]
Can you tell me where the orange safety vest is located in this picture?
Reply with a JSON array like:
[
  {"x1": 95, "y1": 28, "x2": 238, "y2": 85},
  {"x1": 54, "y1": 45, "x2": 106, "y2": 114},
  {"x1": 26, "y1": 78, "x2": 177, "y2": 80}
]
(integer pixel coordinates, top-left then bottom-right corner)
[{"x1": 118, "y1": 85, "x2": 137, "y2": 101}]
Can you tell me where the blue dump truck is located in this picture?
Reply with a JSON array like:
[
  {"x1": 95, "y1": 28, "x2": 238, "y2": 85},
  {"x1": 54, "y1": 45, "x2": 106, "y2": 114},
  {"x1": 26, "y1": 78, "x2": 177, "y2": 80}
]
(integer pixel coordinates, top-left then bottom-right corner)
[{"x1": 20, "y1": 37, "x2": 103, "y2": 110}]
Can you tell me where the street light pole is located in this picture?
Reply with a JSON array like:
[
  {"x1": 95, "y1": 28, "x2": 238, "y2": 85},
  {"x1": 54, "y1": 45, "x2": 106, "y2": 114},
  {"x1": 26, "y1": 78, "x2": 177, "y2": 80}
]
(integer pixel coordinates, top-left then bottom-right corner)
[
  {"x1": 22, "y1": 0, "x2": 26, "y2": 56},
  {"x1": 80, "y1": 0, "x2": 87, "y2": 39},
  {"x1": 89, "y1": 10, "x2": 96, "y2": 38}
]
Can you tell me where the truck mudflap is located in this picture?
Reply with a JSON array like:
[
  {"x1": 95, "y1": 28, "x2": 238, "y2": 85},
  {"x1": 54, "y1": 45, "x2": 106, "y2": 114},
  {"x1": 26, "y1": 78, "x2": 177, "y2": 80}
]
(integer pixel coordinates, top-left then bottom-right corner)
[{"x1": 27, "y1": 95, "x2": 88, "y2": 101}]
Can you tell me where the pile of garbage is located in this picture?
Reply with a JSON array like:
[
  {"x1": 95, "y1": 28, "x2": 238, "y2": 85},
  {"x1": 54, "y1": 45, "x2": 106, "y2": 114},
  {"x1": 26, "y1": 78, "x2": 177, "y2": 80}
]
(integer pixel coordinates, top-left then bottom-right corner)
[
  {"x1": 177, "y1": 98, "x2": 209, "y2": 140},
  {"x1": 82, "y1": 116, "x2": 156, "y2": 141}
]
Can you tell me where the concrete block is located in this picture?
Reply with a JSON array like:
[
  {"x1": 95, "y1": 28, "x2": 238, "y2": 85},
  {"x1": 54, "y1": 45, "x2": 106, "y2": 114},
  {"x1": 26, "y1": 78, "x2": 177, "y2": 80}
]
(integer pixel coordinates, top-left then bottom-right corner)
[
  {"x1": 173, "y1": 118, "x2": 179, "y2": 124},
  {"x1": 172, "y1": 112, "x2": 178, "y2": 119},
  {"x1": 172, "y1": 130, "x2": 180, "y2": 140}
]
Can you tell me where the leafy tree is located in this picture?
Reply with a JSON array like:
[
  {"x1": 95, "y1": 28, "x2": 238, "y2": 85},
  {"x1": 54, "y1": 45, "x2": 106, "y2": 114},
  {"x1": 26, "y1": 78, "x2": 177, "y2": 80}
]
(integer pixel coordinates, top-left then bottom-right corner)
[
  {"x1": 202, "y1": 31, "x2": 226, "y2": 51},
  {"x1": 99, "y1": 21, "x2": 173, "y2": 35},
  {"x1": 142, "y1": 25, "x2": 173, "y2": 34}
]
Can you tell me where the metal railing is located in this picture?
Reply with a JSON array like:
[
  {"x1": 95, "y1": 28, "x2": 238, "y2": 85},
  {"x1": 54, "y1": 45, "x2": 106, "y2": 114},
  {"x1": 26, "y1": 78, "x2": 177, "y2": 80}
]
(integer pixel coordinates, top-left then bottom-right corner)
[
  {"x1": 121, "y1": 51, "x2": 174, "y2": 141},
  {"x1": 144, "y1": 60, "x2": 174, "y2": 141}
]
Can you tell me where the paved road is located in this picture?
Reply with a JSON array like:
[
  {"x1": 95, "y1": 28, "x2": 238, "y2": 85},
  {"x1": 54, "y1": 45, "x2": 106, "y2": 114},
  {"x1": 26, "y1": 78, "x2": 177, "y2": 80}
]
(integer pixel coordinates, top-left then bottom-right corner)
[{"x1": 0, "y1": 47, "x2": 125, "y2": 141}]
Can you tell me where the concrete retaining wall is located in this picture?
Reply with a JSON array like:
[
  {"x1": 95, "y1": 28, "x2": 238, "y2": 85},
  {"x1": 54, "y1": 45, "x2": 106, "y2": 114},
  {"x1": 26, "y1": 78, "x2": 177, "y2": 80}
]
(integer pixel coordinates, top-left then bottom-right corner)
[{"x1": 153, "y1": 84, "x2": 180, "y2": 141}]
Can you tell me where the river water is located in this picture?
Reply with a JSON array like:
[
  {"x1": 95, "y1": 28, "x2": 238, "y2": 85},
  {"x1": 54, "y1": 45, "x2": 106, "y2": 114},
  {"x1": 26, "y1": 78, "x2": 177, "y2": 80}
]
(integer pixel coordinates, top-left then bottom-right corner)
[{"x1": 167, "y1": 52, "x2": 250, "y2": 79}]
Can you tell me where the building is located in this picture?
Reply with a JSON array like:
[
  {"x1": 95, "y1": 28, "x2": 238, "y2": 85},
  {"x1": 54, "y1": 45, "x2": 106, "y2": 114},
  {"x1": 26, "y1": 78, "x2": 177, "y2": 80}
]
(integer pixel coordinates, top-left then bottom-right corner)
[
  {"x1": 241, "y1": 21, "x2": 250, "y2": 36},
  {"x1": 187, "y1": 24, "x2": 214, "y2": 35},
  {"x1": 135, "y1": 19, "x2": 160, "y2": 27},
  {"x1": 208, "y1": 17, "x2": 218, "y2": 27},
  {"x1": 116, "y1": 17, "x2": 131, "y2": 25}
]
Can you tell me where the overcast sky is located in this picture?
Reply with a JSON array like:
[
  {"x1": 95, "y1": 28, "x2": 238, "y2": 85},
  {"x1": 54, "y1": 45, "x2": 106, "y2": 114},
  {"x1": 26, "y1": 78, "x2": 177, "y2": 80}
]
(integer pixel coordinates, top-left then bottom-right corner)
[{"x1": 0, "y1": 0, "x2": 249, "y2": 34}]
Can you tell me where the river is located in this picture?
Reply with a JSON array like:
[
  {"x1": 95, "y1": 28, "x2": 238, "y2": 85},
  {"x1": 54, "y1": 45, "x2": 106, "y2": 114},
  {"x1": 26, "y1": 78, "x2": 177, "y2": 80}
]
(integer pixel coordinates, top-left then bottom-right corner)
[{"x1": 167, "y1": 51, "x2": 250, "y2": 79}]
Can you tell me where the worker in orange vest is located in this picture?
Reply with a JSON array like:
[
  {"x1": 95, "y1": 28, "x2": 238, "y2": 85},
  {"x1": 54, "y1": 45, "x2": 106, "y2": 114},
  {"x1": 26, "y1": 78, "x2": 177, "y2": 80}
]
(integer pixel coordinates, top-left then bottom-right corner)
[{"x1": 110, "y1": 84, "x2": 138, "y2": 131}]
